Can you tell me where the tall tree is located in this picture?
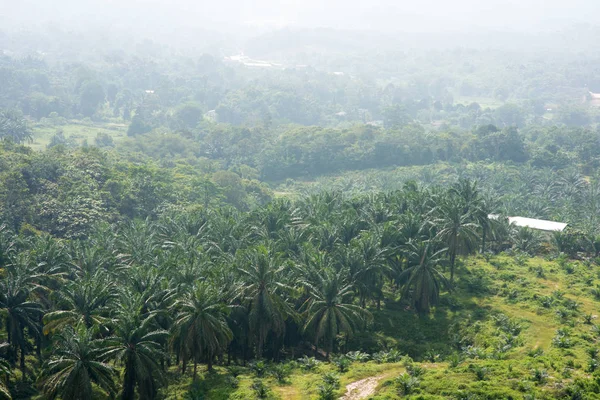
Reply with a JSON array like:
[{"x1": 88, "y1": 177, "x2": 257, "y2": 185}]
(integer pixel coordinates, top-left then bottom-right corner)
[
  {"x1": 301, "y1": 269, "x2": 371, "y2": 357},
  {"x1": 0, "y1": 263, "x2": 43, "y2": 379},
  {"x1": 400, "y1": 240, "x2": 450, "y2": 313},
  {"x1": 171, "y1": 283, "x2": 232, "y2": 378},
  {"x1": 41, "y1": 325, "x2": 116, "y2": 400},
  {"x1": 0, "y1": 110, "x2": 32, "y2": 144},
  {"x1": 102, "y1": 304, "x2": 167, "y2": 400},
  {"x1": 236, "y1": 247, "x2": 296, "y2": 359},
  {"x1": 433, "y1": 197, "x2": 479, "y2": 281}
]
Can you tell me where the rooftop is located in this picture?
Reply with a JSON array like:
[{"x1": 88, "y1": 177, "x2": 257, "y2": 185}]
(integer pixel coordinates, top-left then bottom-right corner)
[{"x1": 489, "y1": 215, "x2": 567, "y2": 232}]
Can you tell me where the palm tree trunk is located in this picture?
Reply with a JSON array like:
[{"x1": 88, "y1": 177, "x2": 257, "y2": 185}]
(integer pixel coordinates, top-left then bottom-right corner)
[
  {"x1": 480, "y1": 228, "x2": 487, "y2": 253},
  {"x1": 450, "y1": 250, "x2": 457, "y2": 282},
  {"x1": 121, "y1": 356, "x2": 135, "y2": 400},
  {"x1": 257, "y1": 330, "x2": 264, "y2": 359},
  {"x1": 207, "y1": 354, "x2": 213, "y2": 372},
  {"x1": 20, "y1": 340, "x2": 26, "y2": 380}
]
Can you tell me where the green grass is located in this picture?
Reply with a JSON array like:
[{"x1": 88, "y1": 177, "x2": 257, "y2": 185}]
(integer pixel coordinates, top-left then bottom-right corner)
[
  {"x1": 29, "y1": 119, "x2": 128, "y2": 150},
  {"x1": 161, "y1": 254, "x2": 600, "y2": 399}
]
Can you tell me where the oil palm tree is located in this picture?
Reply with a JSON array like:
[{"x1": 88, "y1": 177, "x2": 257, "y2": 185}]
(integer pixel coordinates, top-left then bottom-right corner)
[
  {"x1": 433, "y1": 198, "x2": 479, "y2": 282},
  {"x1": 0, "y1": 264, "x2": 43, "y2": 379},
  {"x1": 236, "y1": 246, "x2": 296, "y2": 359},
  {"x1": 41, "y1": 325, "x2": 116, "y2": 400},
  {"x1": 400, "y1": 240, "x2": 450, "y2": 313},
  {"x1": 171, "y1": 283, "x2": 232, "y2": 378},
  {"x1": 0, "y1": 343, "x2": 11, "y2": 399},
  {"x1": 102, "y1": 303, "x2": 168, "y2": 400},
  {"x1": 43, "y1": 273, "x2": 115, "y2": 334},
  {"x1": 301, "y1": 269, "x2": 371, "y2": 357}
]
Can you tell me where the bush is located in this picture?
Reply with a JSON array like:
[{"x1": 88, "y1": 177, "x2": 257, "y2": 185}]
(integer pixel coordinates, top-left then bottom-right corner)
[
  {"x1": 317, "y1": 373, "x2": 340, "y2": 400},
  {"x1": 251, "y1": 380, "x2": 270, "y2": 399},
  {"x1": 250, "y1": 360, "x2": 268, "y2": 377},
  {"x1": 270, "y1": 363, "x2": 291, "y2": 384},
  {"x1": 345, "y1": 351, "x2": 370, "y2": 362},
  {"x1": 406, "y1": 363, "x2": 426, "y2": 377},
  {"x1": 448, "y1": 353, "x2": 462, "y2": 368},
  {"x1": 470, "y1": 364, "x2": 488, "y2": 381},
  {"x1": 395, "y1": 373, "x2": 420, "y2": 395},
  {"x1": 531, "y1": 368, "x2": 548, "y2": 384},
  {"x1": 333, "y1": 356, "x2": 351, "y2": 373},
  {"x1": 297, "y1": 356, "x2": 320, "y2": 371}
]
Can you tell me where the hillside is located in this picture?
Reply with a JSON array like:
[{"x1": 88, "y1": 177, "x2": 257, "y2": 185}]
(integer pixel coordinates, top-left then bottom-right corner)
[{"x1": 157, "y1": 254, "x2": 600, "y2": 399}]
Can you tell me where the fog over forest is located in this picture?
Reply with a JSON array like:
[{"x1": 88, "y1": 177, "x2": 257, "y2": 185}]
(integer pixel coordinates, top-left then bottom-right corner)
[
  {"x1": 3, "y1": 0, "x2": 600, "y2": 35},
  {"x1": 3, "y1": 1, "x2": 600, "y2": 400}
]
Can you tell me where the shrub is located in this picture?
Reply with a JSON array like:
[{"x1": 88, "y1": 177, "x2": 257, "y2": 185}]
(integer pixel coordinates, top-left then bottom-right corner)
[
  {"x1": 321, "y1": 372, "x2": 340, "y2": 388},
  {"x1": 251, "y1": 380, "x2": 270, "y2": 399},
  {"x1": 297, "y1": 356, "x2": 321, "y2": 371},
  {"x1": 470, "y1": 364, "x2": 488, "y2": 381},
  {"x1": 424, "y1": 349, "x2": 441, "y2": 363},
  {"x1": 395, "y1": 373, "x2": 420, "y2": 395},
  {"x1": 270, "y1": 363, "x2": 291, "y2": 384},
  {"x1": 531, "y1": 368, "x2": 548, "y2": 384},
  {"x1": 333, "y1": 356, "x2": 351, "y2": 373},
  {"x1": 406, "y1": 363, "x2": 426, "y2": 377},
  {"x1": 317, "y1": 373, "x2": 340, "y2": 400},
  {"x1": 250, "y1": 360, "x2": 268, "y2": 377},
  {"x1": 448, "y1": 353, "x2": 462, "y2": 368},
  {"x1": 345, "y1": 351, "x2": 370, "y2": 363}
]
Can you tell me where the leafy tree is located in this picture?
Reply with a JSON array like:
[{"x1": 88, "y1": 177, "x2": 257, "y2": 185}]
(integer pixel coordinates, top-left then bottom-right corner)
[{"x1": 0, "y1": 110, "x2": 32, "y2": 144}]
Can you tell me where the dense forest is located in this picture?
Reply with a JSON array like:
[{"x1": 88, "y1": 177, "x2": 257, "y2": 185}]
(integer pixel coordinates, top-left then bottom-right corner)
[{"x1": 3, "y1": 22, "x2": 600, "y2": 400}]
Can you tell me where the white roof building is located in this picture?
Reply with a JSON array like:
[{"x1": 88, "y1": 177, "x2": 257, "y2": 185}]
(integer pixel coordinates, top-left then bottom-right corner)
[{"x1": 489, "y1": 215, "x2": 567, "y2": 232}]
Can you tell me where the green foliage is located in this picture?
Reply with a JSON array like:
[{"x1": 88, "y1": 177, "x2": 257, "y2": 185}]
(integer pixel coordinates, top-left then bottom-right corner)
[{"x1": 395, "y1": 373, "x2": 420, "y2": 395}]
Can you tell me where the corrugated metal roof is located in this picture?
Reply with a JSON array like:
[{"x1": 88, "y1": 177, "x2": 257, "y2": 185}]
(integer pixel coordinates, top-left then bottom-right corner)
[
  {"x1": 508, "y1": 217, "x2": 567, "y2": 232},
  {"x1": 488, "y1": 214, "x2": 567, "y2": 232}
]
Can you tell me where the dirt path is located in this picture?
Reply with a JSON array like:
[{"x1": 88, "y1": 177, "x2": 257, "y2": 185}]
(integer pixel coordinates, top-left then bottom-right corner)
[{"x1": 340, "y1": 375, "x2": 383, "y2": 400}]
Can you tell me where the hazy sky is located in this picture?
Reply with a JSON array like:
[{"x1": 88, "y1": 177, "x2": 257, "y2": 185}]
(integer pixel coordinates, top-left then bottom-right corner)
[{"x1": 2, "y1": 0, "x2": 599, "y2": 34}]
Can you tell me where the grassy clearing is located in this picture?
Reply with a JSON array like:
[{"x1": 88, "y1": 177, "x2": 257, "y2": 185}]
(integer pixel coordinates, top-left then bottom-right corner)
[
  {"x1": 29, "y1": 119, "x2": 128, "y2": 150},
  {"x1": 159, "y1": 254, "x2": 600, "y2": 399}
]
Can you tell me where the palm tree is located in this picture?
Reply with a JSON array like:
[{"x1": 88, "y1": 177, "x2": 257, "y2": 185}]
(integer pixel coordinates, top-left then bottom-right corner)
[
  {"x1": 43, "y1": 273, "x2": 115, "y2": 334},
  {"x1": 41, "y1": 325, "x2": 116, "y2": 400},
  {"x1": 236, "y1": 246, "x2": 296, "y2": 359},
  {"x1": 473, "y1": 194, "x2": 499, "y2": 253},
  {"x1": 433, "y1": 197, "x2": 479, "y2": 281},
  {"x1": 171, "y1": 284, "x2": 233, "y2": 378},
  {"x1": 0, "y1": 264, "x2": 43, "y2": 379},
  {"x1": 0, "y1": 109, "x2": 32, "y2": 143},
  {"x1": 102, "y1": 303, "x2": 168, "y2": 400},
  {"x1": 400, "y1": 240, "x2": 450, "y2": 313},
  {"x1": 0, "y1": 343, "x2": 11, "y2": 399},
  {"x1": 301, "y1": 269, "x2": 372, "y2": 357}
]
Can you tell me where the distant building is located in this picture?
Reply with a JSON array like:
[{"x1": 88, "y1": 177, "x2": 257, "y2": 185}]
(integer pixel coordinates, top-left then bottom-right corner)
[
  {"x1": 204, "y1": 110, "x2": 217, "y2": 122},
  {"x1": 589, "y1": 91, "x2": 600, "y2": 107},
  {"x1": 489, "y1": 215, "x2": 567, "y2": 232},
  {"x1": 145, "y1": 90, "x2": 155, "y2": 94}
]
